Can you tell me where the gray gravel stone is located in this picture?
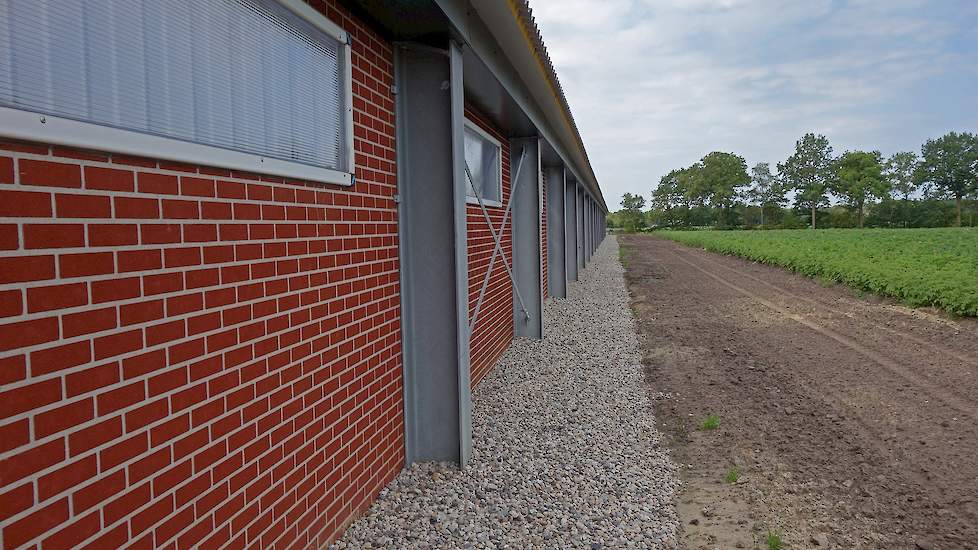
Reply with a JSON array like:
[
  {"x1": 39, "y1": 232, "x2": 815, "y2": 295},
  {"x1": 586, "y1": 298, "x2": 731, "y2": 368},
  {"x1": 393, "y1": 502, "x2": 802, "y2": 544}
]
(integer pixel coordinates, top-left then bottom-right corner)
[{"x1": 333, "y1": 237, "x2": 681, "y2": 549}]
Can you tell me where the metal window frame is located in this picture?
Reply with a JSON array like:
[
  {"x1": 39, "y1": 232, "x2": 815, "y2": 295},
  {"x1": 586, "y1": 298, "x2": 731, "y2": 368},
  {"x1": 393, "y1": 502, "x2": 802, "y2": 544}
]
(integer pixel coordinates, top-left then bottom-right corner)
[
  {"x1": 462, "y1": 118, "x2": 503, "y2": 208},
  {"x1": 0, "y1": 0, "x2": 356, "y2": 187},
  {"x1": 276, "y1": 0, "x2": 355, "y2": 178}
]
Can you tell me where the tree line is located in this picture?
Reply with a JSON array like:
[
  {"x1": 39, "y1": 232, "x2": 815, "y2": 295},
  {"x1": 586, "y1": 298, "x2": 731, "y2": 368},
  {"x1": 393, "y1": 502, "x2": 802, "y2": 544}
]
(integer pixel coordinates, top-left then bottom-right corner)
[{"x1": 611, "y1": 131, "x2": 978, "y2": 231}]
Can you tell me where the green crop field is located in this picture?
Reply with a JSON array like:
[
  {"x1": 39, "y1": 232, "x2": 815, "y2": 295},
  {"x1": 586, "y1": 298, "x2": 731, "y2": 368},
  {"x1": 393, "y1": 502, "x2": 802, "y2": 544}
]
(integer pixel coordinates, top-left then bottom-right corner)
[{"x1": 656, "y1": 228, "x2": 978, "y2": 317}]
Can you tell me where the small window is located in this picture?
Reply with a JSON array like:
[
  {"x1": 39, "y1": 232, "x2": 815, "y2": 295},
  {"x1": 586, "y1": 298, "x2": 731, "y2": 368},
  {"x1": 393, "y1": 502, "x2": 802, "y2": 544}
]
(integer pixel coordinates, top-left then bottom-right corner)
[
  {"x1": 463, "y1": 120, "x2": 503, "y2": 206},
  {"x1": 0, "y1": 0, "x2": 355, "y2": 186}
]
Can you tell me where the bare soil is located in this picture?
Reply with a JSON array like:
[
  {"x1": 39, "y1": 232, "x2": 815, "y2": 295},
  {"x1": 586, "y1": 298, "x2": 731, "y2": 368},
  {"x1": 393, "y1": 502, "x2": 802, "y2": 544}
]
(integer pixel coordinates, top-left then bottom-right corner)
[{"x1": 620, "y1": 235, "x2": 978, "y2": 550}]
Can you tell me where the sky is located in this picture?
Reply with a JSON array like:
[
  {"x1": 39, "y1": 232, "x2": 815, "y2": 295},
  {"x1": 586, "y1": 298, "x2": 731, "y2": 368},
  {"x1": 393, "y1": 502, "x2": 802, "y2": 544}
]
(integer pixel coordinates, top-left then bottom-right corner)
[{"x1": 532, "y1": 0, "x2": 978, "y2": 209}]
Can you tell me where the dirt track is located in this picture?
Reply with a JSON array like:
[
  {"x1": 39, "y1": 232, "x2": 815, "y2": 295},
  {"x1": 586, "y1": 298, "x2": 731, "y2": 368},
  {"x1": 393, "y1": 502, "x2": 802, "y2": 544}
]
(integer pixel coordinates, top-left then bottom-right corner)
[{"x1": 620, "y1": 235, "x2": 978, "y2": 550}]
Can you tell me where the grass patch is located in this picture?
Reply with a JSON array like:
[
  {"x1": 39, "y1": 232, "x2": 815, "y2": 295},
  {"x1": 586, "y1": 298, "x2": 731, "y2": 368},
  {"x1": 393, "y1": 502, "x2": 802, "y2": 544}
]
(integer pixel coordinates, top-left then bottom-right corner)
[
  {"x1": 657, "y1": 227, "x2": 978, "y2": 317},
  {"x1": 765, "y1": 530, "x2": 783, "y2": 550},
  {"x1": 698, "y1": 414, "x2": 720, "y2": 431},
  {"x1": 724, "y1": 466, "x2": 740, "y2": 484},
  {"x1": 618, "y1": 244, "x2": 633, "y2": 267}
]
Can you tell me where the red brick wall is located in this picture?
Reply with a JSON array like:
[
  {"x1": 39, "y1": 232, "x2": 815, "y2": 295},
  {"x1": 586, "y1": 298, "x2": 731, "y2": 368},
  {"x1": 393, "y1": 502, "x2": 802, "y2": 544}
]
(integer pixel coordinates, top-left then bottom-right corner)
[
  {"x1": 464, "y1": 107, "x2": 514, "y2": 389},
  {"x1": 0, "y1": 2, "x2": 403, "y2": 548}
]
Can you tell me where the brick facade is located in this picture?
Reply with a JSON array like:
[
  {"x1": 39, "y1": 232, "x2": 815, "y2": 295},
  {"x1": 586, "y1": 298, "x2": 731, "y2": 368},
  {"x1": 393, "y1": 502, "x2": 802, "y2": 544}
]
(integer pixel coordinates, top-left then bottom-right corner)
[
  {"x1": 0, "y1": 2, "x2": 404, "y2": 548},
  {"x1": 0, "y1": 1, "x2": 585, "y2": 546},
  {"x1": 464, "y1": 107, "x2": 515, "y2": 389}
]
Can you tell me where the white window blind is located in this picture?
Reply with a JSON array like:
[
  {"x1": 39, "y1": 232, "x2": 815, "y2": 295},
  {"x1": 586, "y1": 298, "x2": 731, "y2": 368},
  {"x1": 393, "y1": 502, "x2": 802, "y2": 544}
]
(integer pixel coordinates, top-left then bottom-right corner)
[
  {"x1": 0, "y1": 0, "x2": 353, "y2": 182},
  {"x1": 464, "y1": 121, "x2": 502, "y2": 205}
]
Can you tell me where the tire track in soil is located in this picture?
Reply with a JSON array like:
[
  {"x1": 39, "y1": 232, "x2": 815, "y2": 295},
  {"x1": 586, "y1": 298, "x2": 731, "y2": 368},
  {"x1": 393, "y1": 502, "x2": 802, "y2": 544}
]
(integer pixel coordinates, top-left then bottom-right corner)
[
  {"x1": 668, "y1": 244, "x2": 978, "y2": 543},
  {"x1": 684, "y1": 247, "x2": 978, "y2": 369},
  {"x1": 632, "y1": 275, "x2": 881, "y2": 549},
  {"x1": 622, "y1": 235, "x2": 978, "y2": 550},
  {"x1": 670, "y1": 248, "x2": 978, "y2": 419},
  {"x1": 671, "y1": 237, "x2": 978, "y2": 354},
  {"x1": 669, "y1": 245, "x2": 978, "y2": 507}
]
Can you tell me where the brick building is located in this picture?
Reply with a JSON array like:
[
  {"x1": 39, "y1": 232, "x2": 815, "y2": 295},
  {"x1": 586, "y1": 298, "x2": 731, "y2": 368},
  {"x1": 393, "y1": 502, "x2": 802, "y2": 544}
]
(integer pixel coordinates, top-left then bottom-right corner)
[{"x1": 0, "y1": 0, "x2": 607, "y2": 547}]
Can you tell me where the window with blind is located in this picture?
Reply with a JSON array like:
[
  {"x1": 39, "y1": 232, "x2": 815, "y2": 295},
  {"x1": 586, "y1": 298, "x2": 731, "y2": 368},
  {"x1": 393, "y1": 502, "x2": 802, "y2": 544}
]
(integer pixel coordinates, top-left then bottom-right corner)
[
  {"x1": 0, "y1": 0, "x2": 355, "y2": 185},
  {"x1": 463, "y1": 120, "x2": 503, "y2": 206}
]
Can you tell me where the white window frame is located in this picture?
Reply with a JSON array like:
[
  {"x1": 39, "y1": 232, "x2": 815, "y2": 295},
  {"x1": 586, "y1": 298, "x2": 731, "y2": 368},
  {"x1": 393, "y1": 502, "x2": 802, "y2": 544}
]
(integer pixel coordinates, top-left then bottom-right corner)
[
  {"x1": 0, "y1": 0, "x2": 356, "y2": 187},
  {"x1": 463, "y1": 119, "x2": 504, "y2": 208}
]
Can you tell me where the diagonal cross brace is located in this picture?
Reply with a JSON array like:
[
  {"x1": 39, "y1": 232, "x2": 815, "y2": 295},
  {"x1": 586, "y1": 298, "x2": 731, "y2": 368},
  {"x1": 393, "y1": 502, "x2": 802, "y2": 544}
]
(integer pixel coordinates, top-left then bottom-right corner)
[
  {"x1": 466, "y1": 147, "x2": 530, "y2": 334},
  {"x1": 466, "y1": 150, "x2": 529, "y2": 332}
]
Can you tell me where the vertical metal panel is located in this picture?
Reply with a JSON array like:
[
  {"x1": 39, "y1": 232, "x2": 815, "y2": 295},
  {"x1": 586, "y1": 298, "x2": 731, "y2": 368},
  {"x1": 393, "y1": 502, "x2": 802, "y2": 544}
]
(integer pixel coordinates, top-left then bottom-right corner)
[
  {"x1": 511, "y1": 137, "x2": 543, "y2": 338},
  {"x1": 537, "y1": 142, "x2": 545, "y2": 337},
  {"x1": 597, "y1": 206, "x2": 602, "y2": 246},
  {"x1": 594, "y1": 204, "x2": 599, "y2": 250},
  {"x1": 587, "y1": 195, "x2": 594, "y2": 262},
  {"x1": 576, "y1": 184, "x2": 585, "y2": 270},
  {"x1": 583, "y1": 194, "x2": 591, "y2": 263},
  {"x1": 589, "y1": 197, "x2": 594, "y2": 258},
  {"x1": 590, "y1": 201, "x2": 596, "y2": 256},
  {"x1": 585, "y1": 197, "x2": 590, "y2": 260},
  {"x1": 590, "y1": 198, "x2": 595, "y2": 258},
  {"x1": 545, "y1": 164, "x2": 566, "y2": 298},
  {"x1": 564, "y1": 174, "x2": 578, "y2": 282},
  {"x1": 592, "y1": 202, "x2": 597, "y2": 254},
  {"x1": 590, "y1": 202, "x2": 595, "y2": 253},
  {"x1": 394, "y1": 41, "x2": 471, "y2": 466},
  {"x1": 449, "y1": 42, "x2": 472, "y2": 465}
]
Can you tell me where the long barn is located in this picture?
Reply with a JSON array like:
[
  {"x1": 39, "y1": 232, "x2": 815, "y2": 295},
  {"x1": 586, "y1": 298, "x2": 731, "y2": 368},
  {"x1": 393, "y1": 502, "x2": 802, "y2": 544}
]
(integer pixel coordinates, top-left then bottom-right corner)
[{"x1": 0, "y1": 1, "x2": 607, "y2": 547}]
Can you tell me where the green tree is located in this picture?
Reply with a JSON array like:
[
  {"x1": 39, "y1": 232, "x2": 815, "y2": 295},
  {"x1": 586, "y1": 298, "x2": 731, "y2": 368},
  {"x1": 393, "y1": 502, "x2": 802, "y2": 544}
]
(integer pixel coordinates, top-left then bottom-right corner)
[
  {"x1": 651, "y1": 170, "x2": 684, "y2": 227},
  {"x1": 747, "y1": 162, "x2": 785, "y2": 226},
  {"x1": 915, "y1": 132, "x2": 978, "y2": 226},
  {"x1": 779, "y1": 133, "x2": 834, "y2": 229},
  {"x1": 619, "y1": 192, "x2": 647, "y2": 232},
  {"x1": 698, "y1": 152, "x2": 749, "y2": 227},
  {"x1": 884, "y1": 151, "x2": 919, "y2": 201},
  {"x1": 680, "y1": 162, "x2": 708, "y2": 208},
  {"x1": 651, "y1": 170, "x2": 681, "y2": 209},
  {"x1": 653, "y1": 166, "x2": 703, "y2": 227},
  {"x1": 832, "y1": 151, "x2": 888, "y2": 228}
]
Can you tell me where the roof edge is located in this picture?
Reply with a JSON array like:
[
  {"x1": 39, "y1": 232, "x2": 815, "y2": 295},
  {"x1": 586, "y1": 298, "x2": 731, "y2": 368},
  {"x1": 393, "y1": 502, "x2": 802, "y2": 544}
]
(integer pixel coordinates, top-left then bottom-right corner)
[
  {"x1": 435, "y1": 0, "x2": 607, "y2": 212},
  {"x1": 504, "y1": 0, "x2": 602, "y2": 201}
]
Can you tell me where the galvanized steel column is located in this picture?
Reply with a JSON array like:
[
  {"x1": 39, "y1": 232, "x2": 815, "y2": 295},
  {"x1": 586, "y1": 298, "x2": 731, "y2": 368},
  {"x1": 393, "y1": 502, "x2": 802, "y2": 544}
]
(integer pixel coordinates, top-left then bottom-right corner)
[
  {"x1": 586, "y1": 198, "x2": 592, "y2": 258},
  {"x1": 592, "y1": 203, "x2": 597, "y2": 251},
  {"x1": 591, "y1": 201, "x2": 597, "y2": 253},
  {"x1": 510, "y1": 138, "x2": 544, "y2": 338},
  {"x1": 576, "y1": 184, "x2": 585, "y2": 270},
  {"x1": 564, "y1": 175, "x2": 578, "y2": 282},
  {"x1": 394, "y1": 41, "x2": 471, "y2": 466},
  {"x1": 584, "y1": 194, "x2": 591, "y2": 263},
  {"x1": 545, "y1": 164, "x2": 566, "y2": 298},
  {"x1": 593, "y1": 202, "x2": 598, "y2": 253}
]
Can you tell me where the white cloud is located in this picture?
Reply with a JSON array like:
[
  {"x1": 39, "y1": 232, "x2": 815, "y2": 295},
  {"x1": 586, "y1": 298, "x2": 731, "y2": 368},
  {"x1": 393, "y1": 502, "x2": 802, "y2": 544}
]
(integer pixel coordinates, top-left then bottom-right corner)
[{"x1": 531, "y1": 0, "x2": 978, "y2": 208}]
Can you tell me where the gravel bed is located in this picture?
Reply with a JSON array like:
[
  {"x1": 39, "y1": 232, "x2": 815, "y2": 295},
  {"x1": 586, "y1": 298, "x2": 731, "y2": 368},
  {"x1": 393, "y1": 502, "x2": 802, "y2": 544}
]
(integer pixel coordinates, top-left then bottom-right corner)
[{"x1": 334, "y1": 237, "x2": 681, "y2": 549}]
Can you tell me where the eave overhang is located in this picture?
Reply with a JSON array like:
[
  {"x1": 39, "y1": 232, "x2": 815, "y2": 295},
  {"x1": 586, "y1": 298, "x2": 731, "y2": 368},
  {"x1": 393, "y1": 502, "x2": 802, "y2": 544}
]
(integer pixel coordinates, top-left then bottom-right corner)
[{"x1": 435, "y1": 0, "x2": 607, "y2": 212}]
